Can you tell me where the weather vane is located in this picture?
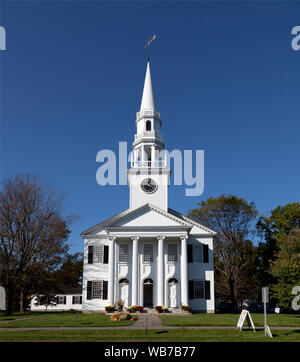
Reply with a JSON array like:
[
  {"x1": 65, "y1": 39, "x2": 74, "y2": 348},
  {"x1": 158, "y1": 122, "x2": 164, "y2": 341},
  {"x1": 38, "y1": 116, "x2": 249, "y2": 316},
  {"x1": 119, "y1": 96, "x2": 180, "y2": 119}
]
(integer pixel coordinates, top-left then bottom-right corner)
[{"x1": 145, "y1": 34, "x2": 156, "y2": 60}]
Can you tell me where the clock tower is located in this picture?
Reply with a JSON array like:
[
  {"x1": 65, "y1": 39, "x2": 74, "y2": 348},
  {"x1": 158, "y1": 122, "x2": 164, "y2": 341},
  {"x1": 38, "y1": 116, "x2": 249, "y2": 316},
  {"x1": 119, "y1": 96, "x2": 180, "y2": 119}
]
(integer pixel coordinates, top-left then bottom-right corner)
[{"x1": 128, "y1": 60, "x2": 171, "y2": 211}]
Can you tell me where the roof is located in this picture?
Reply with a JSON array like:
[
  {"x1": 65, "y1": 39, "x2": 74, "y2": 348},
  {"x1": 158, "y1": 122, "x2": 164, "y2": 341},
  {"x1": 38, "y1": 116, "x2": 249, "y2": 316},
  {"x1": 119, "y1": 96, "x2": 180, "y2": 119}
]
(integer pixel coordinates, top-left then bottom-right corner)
[{"x1": 81, "y1": 203, "x2": 216, "y2": 237}]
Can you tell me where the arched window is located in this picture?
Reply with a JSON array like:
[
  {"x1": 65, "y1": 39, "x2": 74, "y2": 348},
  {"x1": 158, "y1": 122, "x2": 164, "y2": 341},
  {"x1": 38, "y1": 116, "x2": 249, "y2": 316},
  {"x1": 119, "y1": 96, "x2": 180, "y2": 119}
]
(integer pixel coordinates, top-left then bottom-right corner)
[
  {"x1": 119, "y1": 278, "x2": 129, "y2": 284},
  {"x1": 146, "y1": 120, "x2": 151, "y2": 131},
  {"x1": 168, "y1": 278, "x2": 178, "y2": 284},
  {"x1": 144, "y1": 278, "x2": 153, "y2": 285}
]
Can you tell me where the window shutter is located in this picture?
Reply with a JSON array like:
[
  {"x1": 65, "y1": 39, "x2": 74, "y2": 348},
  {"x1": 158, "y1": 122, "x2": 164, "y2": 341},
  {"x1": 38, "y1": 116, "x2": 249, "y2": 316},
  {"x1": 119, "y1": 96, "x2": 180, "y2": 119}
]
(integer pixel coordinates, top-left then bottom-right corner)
[
  {"x1": 87, "y1": 281, "x2": 92, "y2": 300},
  {"x1": 103, "y1": 281, "x2": 108, "y2": 300},
  {"x1": 103, "y1": 245, "x2": 109, "y2": 264},
  {"x1": 80, "y1": 296, "x2": 82, "y2": 304},
  {"x1": 205, "y1": 281, "x2": 211, "y2": 300},
  {"x1": 203, "y1": 244, "x2": 209, "y2": 263},
  {"x1": 72, "y1": 296, "x2": 75, "y2": 304},
  {"x1": 88, "y1": 246, "x2": 94, "y2": 264},
  {"x1": 64, "y1": 296, "x2": 67, "y2": 304},
  {"x1": 55, "y1": 296, "x2": 59, "y2": 305},
  {"x1": 188, "y1": 280, "x2": 194, "y2": 300},
  {"x1": 188, "y1": 245, "x2": 193, "y2": 263}
]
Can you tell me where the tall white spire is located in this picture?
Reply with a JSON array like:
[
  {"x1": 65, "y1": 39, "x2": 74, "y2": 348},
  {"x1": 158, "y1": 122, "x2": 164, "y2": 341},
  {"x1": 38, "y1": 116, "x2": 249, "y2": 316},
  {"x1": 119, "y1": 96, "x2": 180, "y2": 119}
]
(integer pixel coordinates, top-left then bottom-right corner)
[{"x1": 140, "y1": 60, "x2": 157, "y2": 112}]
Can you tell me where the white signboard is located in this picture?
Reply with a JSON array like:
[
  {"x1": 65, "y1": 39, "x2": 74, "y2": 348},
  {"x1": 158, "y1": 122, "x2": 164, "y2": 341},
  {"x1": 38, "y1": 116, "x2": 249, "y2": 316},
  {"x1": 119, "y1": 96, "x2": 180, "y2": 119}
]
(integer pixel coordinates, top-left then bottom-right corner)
[
  {"x1": 236, "y1": 309, "x2": 256, "y2": 332},
  {"x1": 275, "y1": 307, "x2": 280, "y2": 314}
]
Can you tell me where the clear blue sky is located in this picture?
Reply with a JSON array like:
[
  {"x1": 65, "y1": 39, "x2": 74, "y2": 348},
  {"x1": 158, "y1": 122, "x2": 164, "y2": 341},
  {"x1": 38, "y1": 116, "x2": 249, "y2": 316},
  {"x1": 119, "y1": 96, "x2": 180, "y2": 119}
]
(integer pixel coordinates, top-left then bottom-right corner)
[{"x1": 1, "y1": 1, "x2": 299, "y2": 253}]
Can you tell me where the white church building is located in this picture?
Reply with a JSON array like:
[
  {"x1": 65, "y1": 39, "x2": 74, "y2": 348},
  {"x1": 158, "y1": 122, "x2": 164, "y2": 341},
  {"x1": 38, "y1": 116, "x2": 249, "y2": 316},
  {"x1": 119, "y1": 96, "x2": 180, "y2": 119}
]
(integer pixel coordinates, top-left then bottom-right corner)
[{"x1": 81, "y1": 60, "x2": 216, "y2": 313}]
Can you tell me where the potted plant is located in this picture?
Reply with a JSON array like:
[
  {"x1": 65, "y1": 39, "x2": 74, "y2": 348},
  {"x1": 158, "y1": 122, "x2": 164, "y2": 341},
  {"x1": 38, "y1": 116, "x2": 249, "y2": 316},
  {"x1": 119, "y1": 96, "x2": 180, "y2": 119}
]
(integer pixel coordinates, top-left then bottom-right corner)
[
  {"x1": 155, "y1": 306, "x2": 163, "y2": 313},
  {"x1": 181, "y1": 305, "x2": 192, "y2": 313},
  {"x1": 161, "y1": 306, "x2": 168, "y2": 313},
  {"x1": 105, "y1": 305, "x2": 115, "y2": 313},
  {"x1": 136, "y1": 306, "x2": 144, "y2": 313}
]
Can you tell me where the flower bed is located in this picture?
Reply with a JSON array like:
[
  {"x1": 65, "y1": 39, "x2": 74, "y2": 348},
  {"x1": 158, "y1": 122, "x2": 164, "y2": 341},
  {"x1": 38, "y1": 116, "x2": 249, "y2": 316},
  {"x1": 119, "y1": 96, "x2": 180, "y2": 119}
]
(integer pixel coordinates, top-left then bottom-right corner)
[
  {"x1": 110, "y1": 312, "x2": 134, "y2": 321},
  {"x1": 127, "y1": 305, "x2": 143, "y2": 313},
  {"x1": 105, "y1": 305, "x2": 115, "y2": 313},
  {"x1": 155, "y1": 306, "x2": 168, "y2": 313},
  {"x1": 181, "y1": 305, "x2": 192, "y2": 313}
]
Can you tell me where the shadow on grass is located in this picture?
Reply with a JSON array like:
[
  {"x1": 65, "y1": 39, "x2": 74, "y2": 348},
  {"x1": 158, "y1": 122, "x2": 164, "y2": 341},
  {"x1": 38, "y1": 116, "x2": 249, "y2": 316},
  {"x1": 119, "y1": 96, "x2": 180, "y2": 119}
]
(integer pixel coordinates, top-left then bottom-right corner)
[{"x1": 155, "y1": 331, "x2": 168, "y2": 335}]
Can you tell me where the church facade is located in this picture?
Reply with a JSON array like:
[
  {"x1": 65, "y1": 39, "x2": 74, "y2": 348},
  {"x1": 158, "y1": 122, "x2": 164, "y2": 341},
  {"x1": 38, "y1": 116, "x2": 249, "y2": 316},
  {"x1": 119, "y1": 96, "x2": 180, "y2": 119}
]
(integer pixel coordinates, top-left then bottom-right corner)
[{"x1": 81, "y1": 61, "x2": 216, "y2": 312}]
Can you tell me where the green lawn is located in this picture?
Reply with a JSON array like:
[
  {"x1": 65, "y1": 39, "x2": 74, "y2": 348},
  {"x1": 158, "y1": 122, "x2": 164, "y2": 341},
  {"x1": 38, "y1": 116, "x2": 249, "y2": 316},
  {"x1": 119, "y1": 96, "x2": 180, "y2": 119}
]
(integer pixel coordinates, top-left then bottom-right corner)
[
  {"x1": 0, "y1": 312, "x2": 137, "y2": 328},
  {"x1": 0, "y1": 312, "x2": 45, "y2": 321},
  {"x1": 1, "y1": 328, "x2": 300, "y2": 342},
  {"x1": 160, "y1": 313, "x2": 300, "y2": 327}
]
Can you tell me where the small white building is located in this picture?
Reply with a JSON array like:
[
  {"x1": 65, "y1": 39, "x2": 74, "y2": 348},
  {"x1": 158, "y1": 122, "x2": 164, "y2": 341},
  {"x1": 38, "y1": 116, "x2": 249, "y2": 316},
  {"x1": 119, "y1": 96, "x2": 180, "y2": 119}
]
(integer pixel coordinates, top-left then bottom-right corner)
[
  {"x1": 30, "y1": 286, "x2": 82, "y2": 311},
  {"x1": 81, "y1": 60, "x2": 216, "y2": 312},
  {"x1": 0, "y1": 286, "x2": 6, "y2": 311}
]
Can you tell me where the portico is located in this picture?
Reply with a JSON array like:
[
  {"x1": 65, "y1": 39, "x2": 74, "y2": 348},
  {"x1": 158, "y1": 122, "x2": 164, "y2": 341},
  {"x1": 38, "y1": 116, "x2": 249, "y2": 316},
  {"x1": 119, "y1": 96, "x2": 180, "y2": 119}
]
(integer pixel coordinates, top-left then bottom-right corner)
[{"x1": 104, "y1": 231, "x2": 189, "y2": 308}]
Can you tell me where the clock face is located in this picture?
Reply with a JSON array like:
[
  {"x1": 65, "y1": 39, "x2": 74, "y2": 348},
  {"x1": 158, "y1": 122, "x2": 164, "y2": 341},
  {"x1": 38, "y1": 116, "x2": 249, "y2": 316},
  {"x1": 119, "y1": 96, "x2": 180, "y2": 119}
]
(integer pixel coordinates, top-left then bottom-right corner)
[{"x1": 140, "y1": 178, "x2": 157, "y2": 193}]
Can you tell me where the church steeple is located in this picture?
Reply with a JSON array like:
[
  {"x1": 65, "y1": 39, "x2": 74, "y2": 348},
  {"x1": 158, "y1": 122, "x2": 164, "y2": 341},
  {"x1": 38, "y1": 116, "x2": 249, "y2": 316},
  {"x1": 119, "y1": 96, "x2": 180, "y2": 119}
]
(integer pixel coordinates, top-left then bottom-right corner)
[
  {"x1": 140, "y1": 60, "x2": 157, "y2": 113},
  {"x1": 131, "y1": 60, "x2": 165, "y2": 169},
  {"x1": 128, "y1": 60, "x2": 170, "y2": 211}
]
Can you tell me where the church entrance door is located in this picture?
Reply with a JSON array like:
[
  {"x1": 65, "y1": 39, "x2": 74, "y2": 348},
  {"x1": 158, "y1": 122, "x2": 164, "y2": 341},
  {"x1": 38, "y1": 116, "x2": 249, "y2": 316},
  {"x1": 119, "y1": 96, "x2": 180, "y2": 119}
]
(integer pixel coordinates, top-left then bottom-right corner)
[{"x1": 143, "y1": 278, "x2": 153, "y2": 308}]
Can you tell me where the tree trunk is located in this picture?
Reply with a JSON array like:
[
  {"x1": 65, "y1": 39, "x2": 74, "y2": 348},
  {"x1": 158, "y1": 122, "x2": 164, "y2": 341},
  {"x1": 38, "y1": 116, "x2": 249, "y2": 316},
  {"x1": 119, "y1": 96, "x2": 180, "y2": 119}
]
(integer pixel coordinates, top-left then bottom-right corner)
[
  {"x1": 5, "y1": 290, "x2": 14, "y2": 316},
  {"x1": 19, "y1": 288, "x2": 24, "y2": 313},
  {"x1": 229, "y1": 279, "x2": 237, "y2": 313}
]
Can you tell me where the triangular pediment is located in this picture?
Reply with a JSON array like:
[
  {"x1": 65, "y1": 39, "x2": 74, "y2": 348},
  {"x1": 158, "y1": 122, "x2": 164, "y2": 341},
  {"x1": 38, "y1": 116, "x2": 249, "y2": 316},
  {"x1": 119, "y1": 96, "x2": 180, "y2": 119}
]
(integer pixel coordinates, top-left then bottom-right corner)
[
  {"x1": 81, "y1": 203, "x2": 216, "y2": 237},
  {"x1": 110, "y1": 204, "x2": 190, "y2": 228}
]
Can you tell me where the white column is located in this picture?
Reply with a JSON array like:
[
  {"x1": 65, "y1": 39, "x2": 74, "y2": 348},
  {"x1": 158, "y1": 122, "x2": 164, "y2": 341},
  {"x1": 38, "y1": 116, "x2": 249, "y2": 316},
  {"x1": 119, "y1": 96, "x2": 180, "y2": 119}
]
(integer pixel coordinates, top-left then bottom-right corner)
[
  {"x1": 180, "y1": 235, "x2": 188, "y2": 306},
  {"x1": 134, "y1": 149, "x2": 138, "y2": 168},
  {"x1": 151, "y1": 145, "x2": 155, "y2": 168},
  {"x1": 131, "y1": 236, "x2": 139, "y2": 306},
  {"x1": 141, "y1": 145, "x2": 145, "y2": 167},
  {"x1": 157, "y1": 236, "x2": 165, "y2": 306},
  {"x1": 108, "y1": 237, "x2": 116, "y2": 305}
]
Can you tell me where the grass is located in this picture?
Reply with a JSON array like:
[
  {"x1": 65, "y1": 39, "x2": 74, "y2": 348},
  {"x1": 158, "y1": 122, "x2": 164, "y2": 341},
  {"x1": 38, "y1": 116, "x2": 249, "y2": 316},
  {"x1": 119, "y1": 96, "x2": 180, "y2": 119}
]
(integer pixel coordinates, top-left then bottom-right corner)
[
  {"x1": 0, "y1": 312, "x2": 137, "y2": 328},
  {"x1": 1, "y1": 328, "x2": 300, "y2": 342},
  {"x1": 160, "y1": 313, "x2": 300, "y2": 327},
  {"x1": 0, "y1": 312, "x2": 45, "y2": 321}
]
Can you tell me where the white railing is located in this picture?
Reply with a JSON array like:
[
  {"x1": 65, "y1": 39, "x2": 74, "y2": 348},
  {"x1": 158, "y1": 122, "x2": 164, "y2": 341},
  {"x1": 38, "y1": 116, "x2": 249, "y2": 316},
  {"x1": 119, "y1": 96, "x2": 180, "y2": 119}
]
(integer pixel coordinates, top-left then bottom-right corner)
[
  {"x1": 131, "y1": 160, "x2": 167, "y2": 168},
  {"x1": 134, "y1": 131, "x2": 162, "y2": 142},
  {"x1": 136, "y1": 109, "x2": 161, "y2": 120}
]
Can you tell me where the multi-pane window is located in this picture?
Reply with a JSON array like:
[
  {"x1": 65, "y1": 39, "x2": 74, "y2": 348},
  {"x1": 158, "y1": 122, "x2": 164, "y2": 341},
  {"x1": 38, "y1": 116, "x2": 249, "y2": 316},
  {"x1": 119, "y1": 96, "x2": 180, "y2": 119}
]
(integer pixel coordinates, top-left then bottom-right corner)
[
  {"x1": 119, "y1": 244, "x2": 129, "y2": 263},
  {"x1": 193, "y1": 245, "x2": 203, "y2": 263},
  {"x1": 168, "y1": 244, "x2": 177, "y2": 262},
  {"x1": 194, "y1": 280, "x2": 205, "y2": 299},
  {"x1": 72, "y1": 296, "x2": 82, "y2": 304},
  {"x1": 88, "y1": 245, "x2": 109, "y2": 264},
  {"x1": 143, "y1": 244, "x2": 153, "y2": 263},
  {"x1": 87, "y1": 281, "x2": 108, "y2": 300},
  {"x1": 94, "y1": 246, "x2": 104, "y2": 263},
  {"x1": 188, "y1": 244, "x2": 208, "y2": 263},
  {"x1": 189, "y1": 280, "x2": 211, "y2": 300},
  {"x1": 92, "y1": 281, "x2": 103, "y2": 299},
  {"x1": 57, "y1": 296, "x2": 65, "y2": 304}
]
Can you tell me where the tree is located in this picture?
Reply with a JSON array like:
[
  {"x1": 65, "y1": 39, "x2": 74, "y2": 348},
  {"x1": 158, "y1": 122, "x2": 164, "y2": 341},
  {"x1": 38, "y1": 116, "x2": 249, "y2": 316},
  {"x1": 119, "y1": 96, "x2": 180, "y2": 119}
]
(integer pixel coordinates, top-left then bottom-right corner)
[
  {"x1": 256, "y1": 203, "x2": 300, "y2": 290},
  {"x1": 269, "y1": 228, "x2": 300, "y2": 309},
  {"x1": 0, "y1": 174, "x2": 72, "y2": 314},
  {"x1": 188, "y1": 195, "x2": 259, "y2": 311}
]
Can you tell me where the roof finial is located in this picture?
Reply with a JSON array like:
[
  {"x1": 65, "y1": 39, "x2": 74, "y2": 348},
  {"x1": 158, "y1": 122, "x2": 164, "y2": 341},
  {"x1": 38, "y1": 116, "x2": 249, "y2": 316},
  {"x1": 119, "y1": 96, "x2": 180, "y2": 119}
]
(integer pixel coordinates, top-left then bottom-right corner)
[{"x1": 144, "y1": 34, "x2": 156, "y2": 61}]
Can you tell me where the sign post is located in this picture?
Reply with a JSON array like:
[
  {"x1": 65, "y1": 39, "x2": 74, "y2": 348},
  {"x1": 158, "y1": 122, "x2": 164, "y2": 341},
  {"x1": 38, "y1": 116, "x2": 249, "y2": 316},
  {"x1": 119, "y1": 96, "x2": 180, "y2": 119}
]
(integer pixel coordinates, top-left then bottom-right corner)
[
  {"x1": 262, "y1": 286, "x2": 273, "y2": 338},
  {"x1": 236, "y1": 309, "x2": 256, "y2": 332}
]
